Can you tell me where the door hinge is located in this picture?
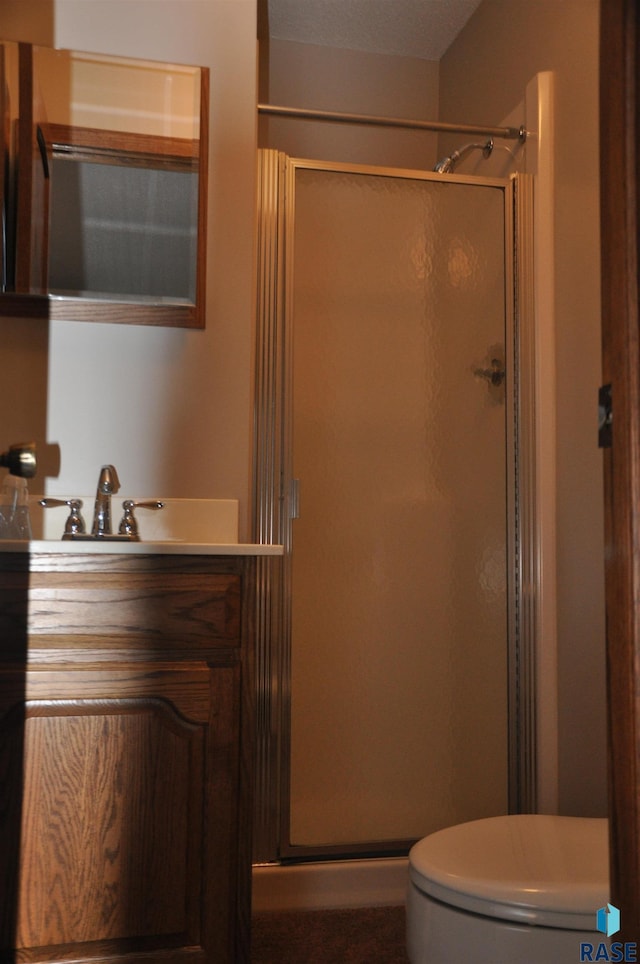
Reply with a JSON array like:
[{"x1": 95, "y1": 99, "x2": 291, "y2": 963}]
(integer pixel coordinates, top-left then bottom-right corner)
[{"x1": 598, "y1": 383, "x2": 612, "y2": 448}]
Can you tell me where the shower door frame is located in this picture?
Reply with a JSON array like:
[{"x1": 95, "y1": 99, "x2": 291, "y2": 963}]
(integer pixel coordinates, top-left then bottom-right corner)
[{"x1": 253, "y1": 151, "x2": 537, "y2": 863}]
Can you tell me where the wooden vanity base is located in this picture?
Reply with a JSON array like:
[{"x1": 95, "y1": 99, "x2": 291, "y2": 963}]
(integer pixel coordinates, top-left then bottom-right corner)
[{"x1": 0, "y1": 552, "x2": 256, "y2": 963}]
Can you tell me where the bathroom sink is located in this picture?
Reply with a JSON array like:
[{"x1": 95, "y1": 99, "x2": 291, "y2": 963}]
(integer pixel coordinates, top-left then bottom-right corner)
[{"x1": 29, "y1": 497, "x2": 240, "y2": 545}]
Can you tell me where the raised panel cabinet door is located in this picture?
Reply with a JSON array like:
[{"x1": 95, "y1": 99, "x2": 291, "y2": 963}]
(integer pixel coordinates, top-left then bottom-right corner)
[{"x1": 0, "y1": 662, "x2": 241, "y2": 963}]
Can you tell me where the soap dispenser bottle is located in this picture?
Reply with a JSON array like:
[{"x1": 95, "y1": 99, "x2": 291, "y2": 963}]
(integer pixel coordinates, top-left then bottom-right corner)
[{"x1": 0, "y1": 474, "x2": 32, "y2": 539}]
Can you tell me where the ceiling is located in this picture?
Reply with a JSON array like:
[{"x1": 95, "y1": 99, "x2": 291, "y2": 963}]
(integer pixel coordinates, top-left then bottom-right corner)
[{"x1": 265, "y1": 0, "x2": 484, "y2": 61}]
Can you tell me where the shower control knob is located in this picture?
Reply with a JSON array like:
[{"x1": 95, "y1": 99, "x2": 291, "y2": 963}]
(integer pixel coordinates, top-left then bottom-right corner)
[{"x1": 473, "y1": 358, "x2": 506, "y2": 388}]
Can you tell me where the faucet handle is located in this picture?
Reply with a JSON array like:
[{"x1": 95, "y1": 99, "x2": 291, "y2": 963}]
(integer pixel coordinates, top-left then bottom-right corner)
[
  {"x1": 118, "y1": 499, "x2": 164, "y2": 540},
  {"x1": 39, "y1": 498, "x2": 86, "y2": 537}
]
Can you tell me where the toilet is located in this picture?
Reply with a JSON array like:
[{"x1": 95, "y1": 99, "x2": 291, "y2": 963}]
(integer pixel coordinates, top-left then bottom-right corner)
[{"x1": 406, "y1": 814, "x2": 609, "y2": 963}]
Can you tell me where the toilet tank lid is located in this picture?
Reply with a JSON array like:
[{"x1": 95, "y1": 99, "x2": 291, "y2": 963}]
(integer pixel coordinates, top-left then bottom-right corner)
[{"x1": 409, "y1": 814, "x2": 609, "y2": 928}]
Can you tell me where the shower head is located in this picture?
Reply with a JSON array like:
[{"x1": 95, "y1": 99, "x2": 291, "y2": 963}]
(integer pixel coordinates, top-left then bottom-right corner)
[{"x1": 434, "y1": 138, "x2": 494, "y2": 174}]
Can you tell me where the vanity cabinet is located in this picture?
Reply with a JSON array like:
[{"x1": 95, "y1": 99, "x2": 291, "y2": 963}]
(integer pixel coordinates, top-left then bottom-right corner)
[{"x1": 0, "y1": 551, "x2": 256, "y2": 963}]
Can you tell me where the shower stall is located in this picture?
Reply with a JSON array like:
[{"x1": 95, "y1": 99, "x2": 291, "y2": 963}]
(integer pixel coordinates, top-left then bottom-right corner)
[{"x1": 254, "y1": 148, "x2": 536, "y2": 862}]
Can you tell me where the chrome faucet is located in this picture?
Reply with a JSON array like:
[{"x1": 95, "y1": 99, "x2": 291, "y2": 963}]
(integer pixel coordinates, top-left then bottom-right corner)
[
  {"x1": 40, "y1": 467, "x2": 163, "y2": 541},
  {"x1": 92, "y1": 464, "x2": 120, "y2": 536}
]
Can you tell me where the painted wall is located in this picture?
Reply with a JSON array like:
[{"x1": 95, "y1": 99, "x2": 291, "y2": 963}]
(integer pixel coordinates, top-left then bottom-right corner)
[
  {"x1": 259, "y1": 4, "x2": 605, "y2": 818},
  {"x1": 0, "y1": 0, "x2": 258, "y2": 539},
  {"x1": 440, "y1": 0, "x2": 605, "y2": 818},
  {"x1": 259, "y1": 38, "x2": 440, "y2": 170}
]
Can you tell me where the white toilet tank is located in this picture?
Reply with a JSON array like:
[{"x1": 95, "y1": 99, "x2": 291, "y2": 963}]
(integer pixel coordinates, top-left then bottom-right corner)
[{"x1": 407, "y1": 814, "x2": 609, "y2": 964}]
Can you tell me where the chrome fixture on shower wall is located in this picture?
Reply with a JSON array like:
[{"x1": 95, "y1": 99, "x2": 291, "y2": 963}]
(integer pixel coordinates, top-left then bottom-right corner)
[
  {"x1": 434, "y1": 138, "x2": 495, "y2": 174},
  {"x1": 474, "y1": 356, "x2": 506, "y2": 388}
]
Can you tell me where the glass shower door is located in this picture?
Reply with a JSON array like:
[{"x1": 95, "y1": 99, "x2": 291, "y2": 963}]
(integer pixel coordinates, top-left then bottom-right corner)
[{"x1": 287, "y1": 164, "x2": 512, "y2": 850}]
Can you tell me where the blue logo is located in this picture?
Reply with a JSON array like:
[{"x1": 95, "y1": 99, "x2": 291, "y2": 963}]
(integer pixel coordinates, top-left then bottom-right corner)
[
  {"x1": 598, "y1": 904, "x2": 621, "y2": 938},
  {"x1": 580, "y1": 904, "x2": 637, "y2": 962}
]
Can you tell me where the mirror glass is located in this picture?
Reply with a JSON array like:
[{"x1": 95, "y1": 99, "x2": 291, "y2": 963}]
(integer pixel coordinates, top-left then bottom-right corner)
[{"x1": 0, "y1": 41, "x2": 208, "y2": 327}]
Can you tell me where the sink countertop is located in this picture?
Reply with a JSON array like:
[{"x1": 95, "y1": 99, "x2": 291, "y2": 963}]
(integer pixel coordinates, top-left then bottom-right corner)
[
  {"x1": 0, "y1": 539, "x2": 283, "y2": 556},
  {"x1": 29, "y1": 496, "x2": 242, "y2": 544},
  {"x1": 0, "y1": 496, "x2": 283, "y2": 555}
]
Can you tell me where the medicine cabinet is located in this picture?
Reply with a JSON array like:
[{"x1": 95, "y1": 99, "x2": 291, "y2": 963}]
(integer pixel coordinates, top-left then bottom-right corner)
[{"x1": 0, "y1": 41, "x2": 209, "y2": 327}]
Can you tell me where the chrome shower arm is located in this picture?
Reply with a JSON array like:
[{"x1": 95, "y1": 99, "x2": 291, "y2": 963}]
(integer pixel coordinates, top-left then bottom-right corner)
[{"x1": 434, "y1": 138, "x2": 495, "y2": 174}]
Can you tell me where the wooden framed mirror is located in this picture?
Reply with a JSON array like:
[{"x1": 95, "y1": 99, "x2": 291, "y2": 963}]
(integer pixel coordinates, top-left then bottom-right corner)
[{"x1": 0, "y1": 41, "x2": 209, "y2": 327}]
